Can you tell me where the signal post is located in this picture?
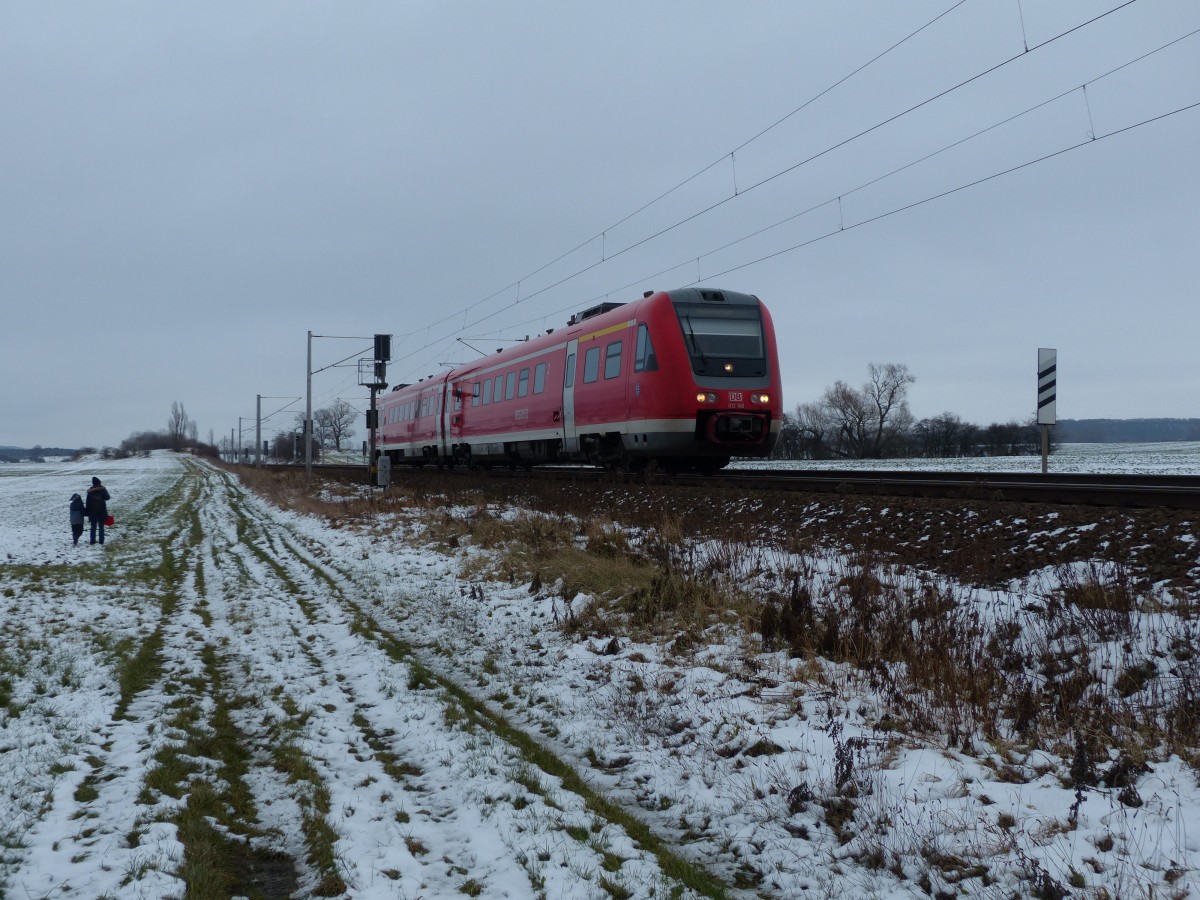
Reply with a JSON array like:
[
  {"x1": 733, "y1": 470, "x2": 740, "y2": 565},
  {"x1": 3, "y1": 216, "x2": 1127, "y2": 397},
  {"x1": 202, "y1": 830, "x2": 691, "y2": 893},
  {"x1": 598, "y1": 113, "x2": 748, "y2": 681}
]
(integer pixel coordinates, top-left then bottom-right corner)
[{"x1": 361, "y1": 334, "x2": 392, "y2": 487}]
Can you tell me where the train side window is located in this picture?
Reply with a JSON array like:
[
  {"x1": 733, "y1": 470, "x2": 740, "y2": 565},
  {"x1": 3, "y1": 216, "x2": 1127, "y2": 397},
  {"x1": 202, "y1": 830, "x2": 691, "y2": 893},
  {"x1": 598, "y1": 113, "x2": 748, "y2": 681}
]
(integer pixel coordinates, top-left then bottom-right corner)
[
  {"x1": 565, "y1": 353, "x2": 576, "y2": 388},
  {"x1": 471, "y1": 383, "x2": 480, "y2": 407},
  {"x1": 505, "y1": 371, "x2": 516, "y2": 400},
  {"x1": 454, "y1": 387, "x2": 462, "y2": 411},
  {"x1": 533, "y1": 362, "x2": 547, "y2": 394},
  {"x1": 494, "y1": 375, "x2": 504, "y2": 402},
  {"x1": 635, "y1": 324, "x2": 658, "y2": 372},
  {"x1": 481, "y1": 379, "x2": 492, "y2": 405},
  {"x1": 517, "y1": 368, "x2": 529, "y2": 398},
  {"x1": 583, "y1": 347, "x2": 600, "y2": 383},
  {"x1": 604, "y1": 340, "x2": 622, "y2": 379}
]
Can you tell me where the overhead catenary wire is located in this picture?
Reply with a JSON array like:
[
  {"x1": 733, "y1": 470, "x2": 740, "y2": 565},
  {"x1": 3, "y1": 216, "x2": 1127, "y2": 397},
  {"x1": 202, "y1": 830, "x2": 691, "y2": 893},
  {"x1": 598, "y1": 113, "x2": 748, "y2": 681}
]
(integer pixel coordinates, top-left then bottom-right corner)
[
  {"x1": 698, "y1": 99, "x2": 1200, "y2": 283},
  {"x1": 390, "y1": 82, "x2": 1198, "y2": 388},
  {"x1": 406, "y1": 0, "x2": 973, "y2": 342},
  {"x1": 388, "y1": 0, "x2": 1152, "y2": 383}
]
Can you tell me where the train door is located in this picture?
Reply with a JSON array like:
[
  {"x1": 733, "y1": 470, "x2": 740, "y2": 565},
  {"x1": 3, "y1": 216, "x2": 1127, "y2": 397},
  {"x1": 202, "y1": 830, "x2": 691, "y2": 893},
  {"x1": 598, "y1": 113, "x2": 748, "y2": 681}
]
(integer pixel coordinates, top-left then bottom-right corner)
[
  {"x1": 562, "y1": 339, "x2": 579, "y2": 452},
  {"x1": 437, "y1": 381, "x2": 449, "y2": 460}
]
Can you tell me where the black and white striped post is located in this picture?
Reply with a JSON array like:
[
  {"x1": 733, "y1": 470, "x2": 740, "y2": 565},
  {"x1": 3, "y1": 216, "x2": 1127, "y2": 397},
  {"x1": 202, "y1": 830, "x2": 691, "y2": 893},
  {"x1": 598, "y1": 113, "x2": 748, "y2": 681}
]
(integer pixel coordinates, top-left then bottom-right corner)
[{"x1": 1037, "y1": 348, "x2": 1057, "y2": 474}]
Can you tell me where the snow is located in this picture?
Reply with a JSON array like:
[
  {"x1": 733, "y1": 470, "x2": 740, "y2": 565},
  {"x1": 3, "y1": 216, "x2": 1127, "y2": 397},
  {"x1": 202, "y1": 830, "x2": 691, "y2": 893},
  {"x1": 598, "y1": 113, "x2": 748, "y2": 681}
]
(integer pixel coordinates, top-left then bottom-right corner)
[
  {"x1": 1, "y1": 450, "x2": 1198, "y2": 898},
  {"x1": 731, "y1": 441, "x2": 1200, "y2": 475}
]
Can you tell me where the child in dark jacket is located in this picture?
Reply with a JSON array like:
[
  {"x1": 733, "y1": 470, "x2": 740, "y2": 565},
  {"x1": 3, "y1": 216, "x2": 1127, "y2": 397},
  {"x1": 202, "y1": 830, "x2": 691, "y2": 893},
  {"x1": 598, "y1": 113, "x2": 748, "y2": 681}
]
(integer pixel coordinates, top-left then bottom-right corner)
[{"x1": 69, "y1": 494, "x2": 85, "y2": 545}]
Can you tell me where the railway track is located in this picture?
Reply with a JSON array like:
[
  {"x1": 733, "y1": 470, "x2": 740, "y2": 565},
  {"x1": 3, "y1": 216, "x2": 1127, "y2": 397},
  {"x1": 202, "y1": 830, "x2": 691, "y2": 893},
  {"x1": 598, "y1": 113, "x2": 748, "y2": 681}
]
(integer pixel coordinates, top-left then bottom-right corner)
[{"x1": 261, "y1": 462, "x2": 1200, "y2": 509}]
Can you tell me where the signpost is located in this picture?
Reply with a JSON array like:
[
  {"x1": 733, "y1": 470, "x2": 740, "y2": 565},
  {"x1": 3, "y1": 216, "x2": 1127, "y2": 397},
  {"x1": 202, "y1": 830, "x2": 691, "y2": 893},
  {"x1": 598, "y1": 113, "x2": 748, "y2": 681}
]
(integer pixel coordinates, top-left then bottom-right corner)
[{"x1": 1037, "y1": 348, "x2": 1057, "y2": 474}]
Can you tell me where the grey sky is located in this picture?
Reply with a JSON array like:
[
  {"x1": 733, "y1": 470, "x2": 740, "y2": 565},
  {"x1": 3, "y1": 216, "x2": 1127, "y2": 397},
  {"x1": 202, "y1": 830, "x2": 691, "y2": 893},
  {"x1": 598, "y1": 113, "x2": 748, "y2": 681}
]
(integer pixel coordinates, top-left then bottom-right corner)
[{"x1": 2, "y1": 1, "x2": 1197, "y2": 450}]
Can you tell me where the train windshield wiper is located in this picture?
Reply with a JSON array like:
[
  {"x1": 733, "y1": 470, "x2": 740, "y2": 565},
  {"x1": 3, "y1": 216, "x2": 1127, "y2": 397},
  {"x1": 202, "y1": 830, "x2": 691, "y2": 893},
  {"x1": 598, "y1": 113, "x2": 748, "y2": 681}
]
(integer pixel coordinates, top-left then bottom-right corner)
[{"x1": 682, "y1": 315, "x2": 708, "y2": 364}]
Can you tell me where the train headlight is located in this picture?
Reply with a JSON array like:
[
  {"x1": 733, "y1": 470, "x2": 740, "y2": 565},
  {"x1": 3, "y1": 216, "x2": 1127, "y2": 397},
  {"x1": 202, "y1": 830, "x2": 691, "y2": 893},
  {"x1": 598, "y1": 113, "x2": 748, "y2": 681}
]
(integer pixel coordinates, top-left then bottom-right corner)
[
  {"x1": 723, "y1": 363, "x2": 734, "y2": 373},
  {"x1": 696, "y1": 392, "x2": 718, "y2": 403},
  {"x1": 751, "y1": 393, "x2": 770, "y2": 404}
]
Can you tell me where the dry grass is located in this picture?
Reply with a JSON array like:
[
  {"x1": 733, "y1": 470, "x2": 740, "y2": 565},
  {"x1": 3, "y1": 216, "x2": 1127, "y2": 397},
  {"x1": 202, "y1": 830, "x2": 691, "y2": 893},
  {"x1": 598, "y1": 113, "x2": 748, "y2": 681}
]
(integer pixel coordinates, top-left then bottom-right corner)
[{"x1": 237, "y1": 467, "x2": 1200, "y2": 774}]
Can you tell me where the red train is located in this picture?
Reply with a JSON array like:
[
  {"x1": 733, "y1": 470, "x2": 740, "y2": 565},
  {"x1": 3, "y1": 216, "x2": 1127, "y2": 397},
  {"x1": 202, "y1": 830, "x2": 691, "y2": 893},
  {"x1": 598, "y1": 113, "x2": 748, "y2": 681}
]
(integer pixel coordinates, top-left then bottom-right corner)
[{"x1": 378, "y1": 287, "x2": 782, "y2": 473}]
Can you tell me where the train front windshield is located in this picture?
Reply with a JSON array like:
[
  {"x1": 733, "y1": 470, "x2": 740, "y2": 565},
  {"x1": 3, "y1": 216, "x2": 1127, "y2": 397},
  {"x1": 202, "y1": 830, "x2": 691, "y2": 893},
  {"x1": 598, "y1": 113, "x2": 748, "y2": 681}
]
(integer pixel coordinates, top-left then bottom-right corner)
[{"x1": 674, "y1": 302, "x2": 767, "y2": 376}]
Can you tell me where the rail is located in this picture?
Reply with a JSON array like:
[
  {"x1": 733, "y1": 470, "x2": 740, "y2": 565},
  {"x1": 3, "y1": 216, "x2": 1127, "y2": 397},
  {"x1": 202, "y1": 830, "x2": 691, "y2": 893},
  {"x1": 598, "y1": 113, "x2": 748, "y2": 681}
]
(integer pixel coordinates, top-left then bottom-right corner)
[{"x1": 254, "y1": 462, "x2": 1200, "y2": 509}]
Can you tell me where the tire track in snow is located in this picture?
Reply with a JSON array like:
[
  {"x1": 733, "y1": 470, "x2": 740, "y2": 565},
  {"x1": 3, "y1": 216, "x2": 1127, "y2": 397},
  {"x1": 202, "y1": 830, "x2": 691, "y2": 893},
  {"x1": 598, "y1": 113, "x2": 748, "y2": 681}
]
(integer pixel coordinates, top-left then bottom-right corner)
[{"x1": 202, "y1": 463, "x2": 724, "y2": 898}]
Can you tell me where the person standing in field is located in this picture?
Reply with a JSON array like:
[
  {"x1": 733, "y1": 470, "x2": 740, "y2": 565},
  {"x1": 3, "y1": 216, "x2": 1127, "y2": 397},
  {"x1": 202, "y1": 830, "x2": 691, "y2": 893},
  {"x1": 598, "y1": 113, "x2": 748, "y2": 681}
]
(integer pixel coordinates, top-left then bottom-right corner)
[
  {"x1": 69, "y1": 493, "x2": 85, "y2": 545},
  {"x1": 85, "y1": 476, "x2": 110, "y2": 545}
]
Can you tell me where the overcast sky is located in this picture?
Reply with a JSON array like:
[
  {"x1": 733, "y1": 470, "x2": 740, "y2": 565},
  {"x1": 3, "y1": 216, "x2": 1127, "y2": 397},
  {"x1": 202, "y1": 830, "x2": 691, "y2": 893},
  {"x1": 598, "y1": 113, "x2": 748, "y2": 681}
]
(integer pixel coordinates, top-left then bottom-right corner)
[{"x1": 2, "y1": 1, "x2": 1197, "y2": 450}]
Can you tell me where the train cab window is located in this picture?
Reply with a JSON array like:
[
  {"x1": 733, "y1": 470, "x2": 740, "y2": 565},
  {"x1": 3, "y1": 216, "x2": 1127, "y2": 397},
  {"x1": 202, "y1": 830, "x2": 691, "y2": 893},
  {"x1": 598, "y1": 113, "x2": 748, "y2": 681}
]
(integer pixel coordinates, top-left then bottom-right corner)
[
  {"x1": 604, "y1": 340, "x2": 622, "y2": 379},
  {"x1": 517, "y1": 368, "x2": 529, "y2": 398},
  {"x1": 471, "y1": 383, "x2": 480, "y2": 407},
  {"x1": 583, "y1": 347, "x2": 600, "y2": 383},
  {"x1": 565, "y1": 353, "x2": 576, "y2": 388},
  {"x1": 505, "y1": 371, "x2": 516, "y2": 400},
  {"x1": 675, "y1": 301, "x2": 766, "y2": 375},
  {"x1": 635, "y1": 324, "x2": 658, "y2": 373},
  {"x1": 481, "y1": 379, "x2": 492, "y2": 405},
  {"x1": 533, "y1": 362, "x2": 547, "y2": 394}
]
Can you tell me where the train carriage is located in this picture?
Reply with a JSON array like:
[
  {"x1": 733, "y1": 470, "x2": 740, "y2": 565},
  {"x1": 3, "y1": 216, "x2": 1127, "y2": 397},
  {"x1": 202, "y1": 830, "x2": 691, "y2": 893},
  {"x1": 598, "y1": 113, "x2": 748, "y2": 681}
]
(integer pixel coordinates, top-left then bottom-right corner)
[{"x1": 378, "y1": 287, "x2": 781, "y2": 473}]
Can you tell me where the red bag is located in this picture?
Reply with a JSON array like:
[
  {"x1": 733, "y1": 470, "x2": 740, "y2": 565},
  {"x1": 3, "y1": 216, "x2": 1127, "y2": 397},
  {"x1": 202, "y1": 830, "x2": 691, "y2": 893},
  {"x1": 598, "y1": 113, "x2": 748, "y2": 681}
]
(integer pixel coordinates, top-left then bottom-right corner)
[{"x1": 104, "y1": 515, "x2": 115, "y2": 527}]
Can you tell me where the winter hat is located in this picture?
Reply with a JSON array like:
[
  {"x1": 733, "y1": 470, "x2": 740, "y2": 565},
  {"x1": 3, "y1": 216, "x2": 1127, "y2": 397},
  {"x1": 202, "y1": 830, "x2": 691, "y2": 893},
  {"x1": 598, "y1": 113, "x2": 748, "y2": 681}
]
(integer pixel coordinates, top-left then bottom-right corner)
[{"x1": 92, "y1": 477, "x2": 100, "y2": 486}]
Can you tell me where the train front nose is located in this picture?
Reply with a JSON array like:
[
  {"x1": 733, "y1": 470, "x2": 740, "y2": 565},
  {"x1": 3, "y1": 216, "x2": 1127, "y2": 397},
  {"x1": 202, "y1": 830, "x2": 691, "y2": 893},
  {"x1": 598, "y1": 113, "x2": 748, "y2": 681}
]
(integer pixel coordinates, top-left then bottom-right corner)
[{"x1": 705, "y1": 411, "x2": 769, "y2": 445}]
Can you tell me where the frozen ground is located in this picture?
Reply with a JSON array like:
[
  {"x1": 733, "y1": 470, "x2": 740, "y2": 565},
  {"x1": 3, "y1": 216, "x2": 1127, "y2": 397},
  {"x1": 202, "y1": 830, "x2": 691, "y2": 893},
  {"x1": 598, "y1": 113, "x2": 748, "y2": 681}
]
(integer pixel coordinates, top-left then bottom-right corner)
[
  {"x1": 1, "y1": 450, "x2": 1197, "y2": 898},
  {"x1": 732, "y1": 441, "x2": 1200, "y2": 475}
]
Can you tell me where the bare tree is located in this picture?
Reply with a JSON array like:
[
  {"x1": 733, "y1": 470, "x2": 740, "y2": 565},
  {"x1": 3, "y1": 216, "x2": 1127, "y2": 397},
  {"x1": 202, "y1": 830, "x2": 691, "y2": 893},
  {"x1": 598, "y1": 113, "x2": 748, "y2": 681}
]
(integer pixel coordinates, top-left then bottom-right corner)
[
  {"x1": 167, "y1": 401, "x2": 193, "y2": 451},
  {"x1": 863, "y1": 363, "x2": 915, "y2": 458},
  {"x1": 793, "y1": 401, "x2": 835, "y2": 459},
  {"x1": 317, "y1": 400, "x2": 357, "y2": 451},
  {"x1": 822, "y1": 380, "x2": 871, "y2": 458}
]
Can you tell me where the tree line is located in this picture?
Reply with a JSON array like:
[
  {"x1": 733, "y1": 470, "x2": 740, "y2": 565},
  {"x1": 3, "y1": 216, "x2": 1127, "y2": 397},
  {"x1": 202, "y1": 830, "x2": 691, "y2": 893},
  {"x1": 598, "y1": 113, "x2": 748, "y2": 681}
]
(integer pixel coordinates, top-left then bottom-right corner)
[
  {"x1": 98, "y1": 402, "x2": 220, "y2": 459},
  {"x1": 773, "y1": 363, "x2": 1046, "y2": 460},
  {"x1": 269, "y1": 400, "x2": 358, "y2": 461}
]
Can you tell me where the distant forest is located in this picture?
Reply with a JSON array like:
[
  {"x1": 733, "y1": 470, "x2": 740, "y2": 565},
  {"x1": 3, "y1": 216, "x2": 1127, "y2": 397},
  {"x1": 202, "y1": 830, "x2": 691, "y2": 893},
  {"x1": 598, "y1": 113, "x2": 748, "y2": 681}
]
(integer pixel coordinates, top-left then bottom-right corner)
[
  {"x1": 0, "y1": 446, "x2": 78, "y2": 463},
  {"x1": 1055, "y1": 418, "x2": 1200, "y2": 443}
]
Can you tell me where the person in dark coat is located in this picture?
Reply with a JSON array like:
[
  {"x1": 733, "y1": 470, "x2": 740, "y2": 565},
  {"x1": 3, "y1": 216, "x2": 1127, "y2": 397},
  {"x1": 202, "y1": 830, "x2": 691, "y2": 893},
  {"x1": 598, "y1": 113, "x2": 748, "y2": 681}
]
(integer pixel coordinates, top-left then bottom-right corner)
[
  {"x1": 85, "y1": 477, "x2": 111, "y2": 545},
  {"x1": 69, "y1": 493, "x2": 85, "y2": 545}
]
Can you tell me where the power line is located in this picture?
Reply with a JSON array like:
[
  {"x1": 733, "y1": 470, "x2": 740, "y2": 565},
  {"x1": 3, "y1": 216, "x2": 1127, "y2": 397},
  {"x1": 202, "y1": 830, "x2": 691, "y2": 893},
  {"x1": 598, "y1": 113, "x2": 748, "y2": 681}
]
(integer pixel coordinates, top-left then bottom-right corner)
[
  {"x1": 699, "y1": 99, "x2": 1200, "y2": 282},
  {"x1": 390, "y1": 0, "x2": 1151, "y2": 379},
  {"x1": 404, "y1": 1, "x2": 974, "y2": 344}
]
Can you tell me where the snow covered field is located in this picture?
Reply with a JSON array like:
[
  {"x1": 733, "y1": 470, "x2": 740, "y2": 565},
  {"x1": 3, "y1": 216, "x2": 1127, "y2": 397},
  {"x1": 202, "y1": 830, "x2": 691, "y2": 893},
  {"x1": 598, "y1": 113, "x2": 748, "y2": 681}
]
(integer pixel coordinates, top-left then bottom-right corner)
[
  {"x1": 732, "y1": 441, "x2": 1200, "y2": 475},
  {"x1": 1, "y1": 451, "x2": 1197, "y2": 898}
]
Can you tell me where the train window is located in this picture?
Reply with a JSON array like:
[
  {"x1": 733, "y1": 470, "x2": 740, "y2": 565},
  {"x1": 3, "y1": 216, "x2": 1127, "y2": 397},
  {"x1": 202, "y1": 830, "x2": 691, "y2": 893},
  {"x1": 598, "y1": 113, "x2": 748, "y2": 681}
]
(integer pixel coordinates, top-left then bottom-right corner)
[
  {"x1": 494, "y1": 375, "x2": 504, "y2": 402},
  {"x1": 421, "y1": 397, "x2": 429, "y2": 417},
  {"x1": 604, "y1": 341, "x2": 622, "y2": 379},
  {"x1": 635, "y1": 324, "x2": 659, "y2": 372},
  {"x1": 454, "y1": 387, "x2": 462, "y2": 411},
  {"x1": 533, "y1": 362, "x2": 547, "y2": 394},
  {"x1": 675, "y1": 302, "x2": 765, "y2": 361},
  {"x1": 517, "y1": 368, "x2": 529, "y2": 398},
  {"x1": 565, "y1": 353, "x2": 576, "y2": 388},
  {"x1": 583, "y1": 347, "x2": 600, "y2": 383},
  {"x1": 505, "y1": 371, "x2": 516, "y2": 400},
  {"x1": 471, "y1": 383, "x2": 480, "y2": 407},
  {"x1": 482, "y1": 378, "x2": 492, "y2": 405}
]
